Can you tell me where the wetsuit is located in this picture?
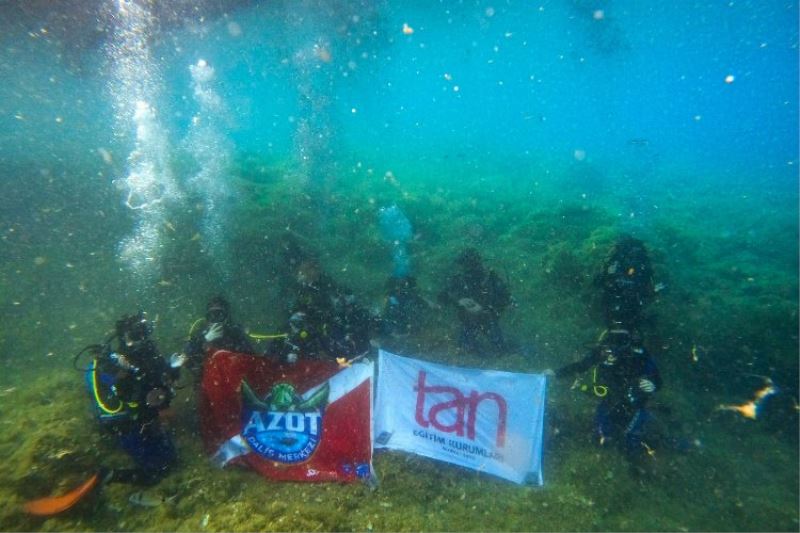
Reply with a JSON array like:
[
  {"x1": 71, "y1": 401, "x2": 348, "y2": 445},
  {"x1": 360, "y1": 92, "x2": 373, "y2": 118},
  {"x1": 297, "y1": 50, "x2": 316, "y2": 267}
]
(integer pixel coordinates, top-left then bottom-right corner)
[
  {"x1": 184, "y1": 321, "x2": 254, "y2": 381},
  {"x1": 597, "y1": 236, "x2": 655, "y2": 330},
  {"x1": 380, "y1": 275, "x2": 428, "y2": 337},
  {"x1": 89, "y1": 340, "x2": 179, "y2": 485},
  {"x1": 440, "y1": 261, "x2": 511, "y2": 353},
  {"x1": 274, "y1": 273, "x2": 371, "y2": 361},
  {"x1": 557, "y1": 339, "x2": 661, "y2": 456}
]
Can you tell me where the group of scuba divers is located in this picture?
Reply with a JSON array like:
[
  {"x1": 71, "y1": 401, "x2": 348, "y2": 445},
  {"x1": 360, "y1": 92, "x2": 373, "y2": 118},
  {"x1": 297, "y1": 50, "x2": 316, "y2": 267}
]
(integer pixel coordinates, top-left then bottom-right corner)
[{"x1": 78, "y1": 233, "x2": 660, "y2": 500}]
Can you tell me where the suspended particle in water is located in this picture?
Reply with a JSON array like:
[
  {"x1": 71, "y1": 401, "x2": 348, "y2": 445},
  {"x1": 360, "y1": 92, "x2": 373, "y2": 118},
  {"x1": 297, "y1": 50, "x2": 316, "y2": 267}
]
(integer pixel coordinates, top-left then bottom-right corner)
[
  {"x1": 402, "y1": 23, "x2": 414, "y2": 35},
  {"x1": 97, "y1": 147, "x2": 113, "y2": 164},
  {"x1": 227, "y1": 21, "x2": 242, "y2": 37},
  {"x1": 314, "y1": 44, "x2": 332, "y2": 63},
  {"x1": 724, "y1": 74, "x2": 735, "y2": 84},
  {"x1": 593, "y1": 10, "x2": 604, "y2": 20},
  {"x1": 573, "y1": 149, "x2": 586, "y2": 161}
]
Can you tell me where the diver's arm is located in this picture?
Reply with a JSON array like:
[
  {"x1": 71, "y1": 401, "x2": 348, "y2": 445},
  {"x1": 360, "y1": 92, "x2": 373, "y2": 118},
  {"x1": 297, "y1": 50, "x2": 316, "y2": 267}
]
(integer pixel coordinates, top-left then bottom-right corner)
[
  {"x1": 487, "y1": 271, "x2": 511, "y2": 313},
  {"x1": 643, "y1": 353, "x2": 662, "y2": 390},
  {"x1": 232, "y1": 324, "x2": 256, "y2": 354},
  {"x1": 555, "y1": 349, "x2": 602, "y2": 378},
  {"x1": 438, "y1": 273, "x2": 464, "y2": 306}
]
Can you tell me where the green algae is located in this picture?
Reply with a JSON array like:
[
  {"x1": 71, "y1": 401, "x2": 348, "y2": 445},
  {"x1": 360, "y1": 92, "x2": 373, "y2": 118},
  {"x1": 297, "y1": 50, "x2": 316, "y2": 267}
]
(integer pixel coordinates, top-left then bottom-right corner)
[{"x1": 0, "y1": 155, "x2": 797, "y2": 532}]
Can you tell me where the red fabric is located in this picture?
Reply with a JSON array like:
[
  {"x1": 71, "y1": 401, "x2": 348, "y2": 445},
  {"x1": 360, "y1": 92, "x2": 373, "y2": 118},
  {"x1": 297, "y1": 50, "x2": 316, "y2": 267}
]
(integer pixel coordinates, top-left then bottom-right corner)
[{"x1": 199, "y1": 350, "x2": 372, "y2": 483}]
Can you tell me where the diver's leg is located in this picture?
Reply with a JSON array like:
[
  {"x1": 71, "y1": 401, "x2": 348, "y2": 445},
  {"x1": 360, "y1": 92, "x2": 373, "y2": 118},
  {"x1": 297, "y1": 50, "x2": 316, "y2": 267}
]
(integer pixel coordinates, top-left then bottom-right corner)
[
  {"x1": 485, "y1": 319, "x2": 506, "y2": 352},
  {"x1": 623, "y1": 408, "x2": 650, "y2": 458},
  {"x1": 458, "y1": 322, "x2": 479, "y2": 353},
  {"x1": 117, "y1": 421, "x2": 177, "y2": 486},
  {"x1": 594, "y1": 401, "x2": 614, "y2": 446}
]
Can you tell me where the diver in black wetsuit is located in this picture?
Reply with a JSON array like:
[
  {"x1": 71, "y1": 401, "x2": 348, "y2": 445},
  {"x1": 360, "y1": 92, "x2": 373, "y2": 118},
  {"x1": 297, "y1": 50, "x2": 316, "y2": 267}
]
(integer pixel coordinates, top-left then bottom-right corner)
[
  {"x1": 555, "y1": 328, "x2": 661, "y2": 457},
  {"x1": 182, "y1": 296, "x2": 254, "y2": 382},
  {"x1": 596, "y1": 235, "x2": 655, "y2": 332},
  {"x1": 439, "y1": 248, "x2": 511, "y2": 354},
  {"x1": 379, "y1": 275, "x2": 431, "y2": 337},
  {"x1": 269, "y1": 258, "x2": 371, "y2": 363},
  {"x1": 87, "y1": 312, "x2": 184, "y2": 485}
]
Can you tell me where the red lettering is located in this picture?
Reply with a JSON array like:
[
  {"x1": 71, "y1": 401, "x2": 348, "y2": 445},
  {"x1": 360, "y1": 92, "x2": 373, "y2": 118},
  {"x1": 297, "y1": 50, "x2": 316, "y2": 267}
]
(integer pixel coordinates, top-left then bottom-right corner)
[
  {"x1": 414, "y1": 370, "x2": 508, "y2": 448},
  {"x1": 466, "y1": 391, "x2": 507, "y2": 447},
  {"x1": 415, "y1": 371, "x2": 464, "y2": 433},
  {"x1": 414, "y1": 370, "x2": 430, "y2": 427},
  {"x1": 428, "y1": 395, "x2": 465, "y2": 435}
]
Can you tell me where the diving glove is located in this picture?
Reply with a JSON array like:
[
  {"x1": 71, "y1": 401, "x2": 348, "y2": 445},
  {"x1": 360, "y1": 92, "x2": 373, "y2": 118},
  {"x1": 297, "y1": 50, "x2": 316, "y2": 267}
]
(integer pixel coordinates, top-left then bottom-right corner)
[
  {"x1": 110, "y1": 352, "x2": 137, "y2": 372},
  {"x1": 638, "y1": 378, "x2": 656, "y2": 393},
  {"x1": 205, "y1": 322, "x2": 224, "y2": 342},
  {"x1": 169, "y1": 352, "x2": 186, "y2": 368}
]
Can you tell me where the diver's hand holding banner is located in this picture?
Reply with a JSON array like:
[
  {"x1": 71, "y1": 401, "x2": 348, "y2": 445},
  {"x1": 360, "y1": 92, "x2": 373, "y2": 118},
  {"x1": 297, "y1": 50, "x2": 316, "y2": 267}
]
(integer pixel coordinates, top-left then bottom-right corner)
[
  {"x1": 373, "y1": 350, "x2": 546, "y2": 485},
  {"x1": 200, "y1": 350, "x2": 374, "y2": 483}
]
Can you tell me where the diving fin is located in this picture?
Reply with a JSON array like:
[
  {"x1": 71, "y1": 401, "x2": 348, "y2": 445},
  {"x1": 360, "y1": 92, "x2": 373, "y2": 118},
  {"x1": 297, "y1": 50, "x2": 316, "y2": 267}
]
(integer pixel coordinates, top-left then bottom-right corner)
[{"x1": 23, "y1": 472, "x2": 100, "y2": 516}]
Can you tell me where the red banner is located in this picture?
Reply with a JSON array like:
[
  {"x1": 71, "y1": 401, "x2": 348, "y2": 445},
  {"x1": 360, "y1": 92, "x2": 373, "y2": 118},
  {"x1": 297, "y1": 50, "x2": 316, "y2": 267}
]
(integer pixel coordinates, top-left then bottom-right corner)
[{"x1": 200, "y1": 350, "x2": 373, "y2": 483}]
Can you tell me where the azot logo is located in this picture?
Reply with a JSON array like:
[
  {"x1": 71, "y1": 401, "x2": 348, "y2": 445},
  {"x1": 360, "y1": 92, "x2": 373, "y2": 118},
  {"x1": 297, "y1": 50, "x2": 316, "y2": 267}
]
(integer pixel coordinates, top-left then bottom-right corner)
[
  {"x1": 414, "y1": 370, "x2": 508, "y2": 447},
  {"x1": 239, "y1": 380, "x2": 330, "y2": 464}
]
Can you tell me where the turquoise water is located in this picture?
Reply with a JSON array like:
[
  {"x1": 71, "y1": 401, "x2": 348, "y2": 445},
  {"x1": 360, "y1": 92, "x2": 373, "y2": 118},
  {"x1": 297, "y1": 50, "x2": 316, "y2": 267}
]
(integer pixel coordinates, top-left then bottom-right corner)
[{"x1": 0, "y1": 1, "x2": 798, "y2": 531}]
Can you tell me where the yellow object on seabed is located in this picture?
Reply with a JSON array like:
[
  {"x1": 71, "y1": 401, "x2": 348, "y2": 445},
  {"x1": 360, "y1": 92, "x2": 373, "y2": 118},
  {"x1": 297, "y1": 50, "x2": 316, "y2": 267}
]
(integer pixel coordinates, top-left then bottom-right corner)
[{"x1": 716, "y1": 377, "x2": 777, "y2": 420}]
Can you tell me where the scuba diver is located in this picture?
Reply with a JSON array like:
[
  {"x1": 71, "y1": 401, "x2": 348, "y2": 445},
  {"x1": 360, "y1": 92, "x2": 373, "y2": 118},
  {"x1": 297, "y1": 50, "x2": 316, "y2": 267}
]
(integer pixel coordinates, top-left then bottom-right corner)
[
  {"x1": 24, "y1": 312, "x2": 185, "y2": 516},
  {"x1": 550, "y1": 236, "x2": 662, "y2": 465},
  {"x1": 183, "y1": 296, "x2": 254, "y2": 382},
  {"x1": 596, "y1": 234, "x2": 655, "y2": 331},
  {"x1": 379, "y1": 275, "x2": 432, "y2": 337},
  {"x1": 86, "y1": 312, "x2": 185, "y2": 486},
  {"x1": 375, "y1": 203, "x2": 433, "y2": 338},
  {"x1": 268, "y1": 257, "x2": 371, "y2": 363},
  {"x1": 554, "y1": 327, "x2": 661, "y2": 460},
  {"x1": 438, "y1": 248, "x2": 511, "y2": 354}
]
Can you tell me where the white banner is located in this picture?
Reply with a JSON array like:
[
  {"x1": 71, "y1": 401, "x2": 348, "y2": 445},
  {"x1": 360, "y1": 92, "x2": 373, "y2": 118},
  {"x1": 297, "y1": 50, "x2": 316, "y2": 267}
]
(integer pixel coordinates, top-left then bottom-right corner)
[{"x1": 374, "y1": 350, "x2": 546, "y2": 485}]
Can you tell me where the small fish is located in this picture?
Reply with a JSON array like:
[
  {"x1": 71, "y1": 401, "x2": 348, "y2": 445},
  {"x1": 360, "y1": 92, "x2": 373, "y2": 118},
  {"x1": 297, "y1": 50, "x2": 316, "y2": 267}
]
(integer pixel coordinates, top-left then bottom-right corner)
[{"x1": 129, "y1": 490, "x2": 176, "y2": 508}]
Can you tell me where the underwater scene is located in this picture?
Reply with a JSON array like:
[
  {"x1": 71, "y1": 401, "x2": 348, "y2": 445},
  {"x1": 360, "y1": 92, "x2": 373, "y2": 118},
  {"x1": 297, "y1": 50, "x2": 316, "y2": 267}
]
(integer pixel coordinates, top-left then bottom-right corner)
[{"x1": 0, "y1": 0, "x2": 798, "y2": 531}]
